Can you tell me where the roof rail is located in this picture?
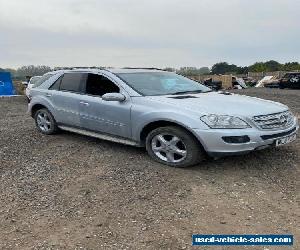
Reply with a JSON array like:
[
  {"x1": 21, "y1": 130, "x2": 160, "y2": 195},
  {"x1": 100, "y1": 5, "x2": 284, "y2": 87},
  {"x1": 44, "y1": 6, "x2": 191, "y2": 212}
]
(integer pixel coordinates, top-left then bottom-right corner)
[
  {"x1": 122, "y1": 67, "x2": 164, "y2": 71},
  {"x1": 71, "y1": 67, "x2": 108, "y2": 70},
  {"x1": 53, "y1": 66, "x2": 112, "y2": 70}
]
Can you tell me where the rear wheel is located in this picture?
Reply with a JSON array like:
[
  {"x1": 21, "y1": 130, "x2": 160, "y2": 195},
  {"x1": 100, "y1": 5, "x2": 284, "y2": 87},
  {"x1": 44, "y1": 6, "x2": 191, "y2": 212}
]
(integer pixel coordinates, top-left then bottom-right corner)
[
  {"x1": 145, "y1": 126, "x2": 204, "y2": 167},
  {"x1": 34, "y1": 108, "x2": 58, "y2": 135}
]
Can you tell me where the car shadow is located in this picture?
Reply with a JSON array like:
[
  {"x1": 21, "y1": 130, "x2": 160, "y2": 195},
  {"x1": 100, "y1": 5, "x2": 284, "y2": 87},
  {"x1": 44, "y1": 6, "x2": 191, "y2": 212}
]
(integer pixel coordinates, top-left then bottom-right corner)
[
  {"x1": 187, "y1": 144, "x2": 299, "y2": 186},
  {"x1": 56, "y1": 130, "x2": 299, "y2": 178}
]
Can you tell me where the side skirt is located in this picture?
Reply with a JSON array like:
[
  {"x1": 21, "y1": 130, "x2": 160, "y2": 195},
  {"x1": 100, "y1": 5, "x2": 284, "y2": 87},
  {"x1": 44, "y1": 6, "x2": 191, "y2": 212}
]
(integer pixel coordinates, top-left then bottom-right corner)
[{"x1": 58, "y1": 125, "x2": 141, "y2": 147}]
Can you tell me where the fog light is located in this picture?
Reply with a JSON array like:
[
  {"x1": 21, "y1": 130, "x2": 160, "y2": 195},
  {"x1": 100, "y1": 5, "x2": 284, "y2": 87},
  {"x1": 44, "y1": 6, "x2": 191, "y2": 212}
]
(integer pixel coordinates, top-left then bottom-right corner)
[{"x1": 222, "y1": 135, "x2": 250, "y2": 144}]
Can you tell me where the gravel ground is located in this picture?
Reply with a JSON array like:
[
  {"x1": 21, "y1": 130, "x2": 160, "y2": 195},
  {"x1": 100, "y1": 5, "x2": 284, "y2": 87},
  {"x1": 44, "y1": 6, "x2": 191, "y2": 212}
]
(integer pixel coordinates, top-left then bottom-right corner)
[{"x1": 0, "y1": 88, "x2": 299, "y2": 250}]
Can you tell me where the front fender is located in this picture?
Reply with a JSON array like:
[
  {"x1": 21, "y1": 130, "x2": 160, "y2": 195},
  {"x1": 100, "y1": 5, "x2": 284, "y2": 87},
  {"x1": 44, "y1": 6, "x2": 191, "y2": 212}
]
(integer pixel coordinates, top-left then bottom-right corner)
[{"x1": 131, "y1": 110, "x2": 209, "y2": 142}]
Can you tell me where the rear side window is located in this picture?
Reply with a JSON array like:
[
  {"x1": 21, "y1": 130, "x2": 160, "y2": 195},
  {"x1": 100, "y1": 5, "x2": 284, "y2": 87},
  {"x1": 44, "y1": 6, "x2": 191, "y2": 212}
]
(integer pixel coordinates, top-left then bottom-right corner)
[
  {"x1": 29, "y1": 76, "x2": 41, "y2": 85},
  {"x1": 49, "y1": 76, "x2": 62, "y2": 90},
  {"x1": 33, "y1": 74, "x2": 54, "y2": 88},
  {"x1": 60, "y1": 73, "x2": 84, "y2": 93}
]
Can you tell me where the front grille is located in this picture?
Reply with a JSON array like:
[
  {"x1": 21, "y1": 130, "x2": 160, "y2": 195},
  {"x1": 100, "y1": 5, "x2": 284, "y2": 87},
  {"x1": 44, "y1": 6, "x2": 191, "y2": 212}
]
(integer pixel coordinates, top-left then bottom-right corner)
[{"x1": 253, "y1": 111, "x2": 294, "y2": 130}]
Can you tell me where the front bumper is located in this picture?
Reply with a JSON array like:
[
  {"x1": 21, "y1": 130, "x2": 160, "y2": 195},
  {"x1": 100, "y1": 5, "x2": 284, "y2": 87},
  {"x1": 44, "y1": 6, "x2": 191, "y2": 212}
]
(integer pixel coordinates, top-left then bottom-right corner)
[{"x1": 193, "y1": 119, "x2": 299, "y2": 157}]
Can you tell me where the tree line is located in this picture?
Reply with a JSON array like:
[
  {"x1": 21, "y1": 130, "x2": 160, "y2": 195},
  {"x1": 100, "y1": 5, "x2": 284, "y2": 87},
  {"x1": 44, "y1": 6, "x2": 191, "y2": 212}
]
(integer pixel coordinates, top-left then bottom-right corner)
[
  {"x1": 1, "y1": 60, "x2": 300, "y2": 79},
  {"x1": 171, "y1": 60, "x2": 300, "y2": 76},
  {"x1": 0, "y1": 65, "x2": 52, "y2": 80},
  {"x1": 209, "y1": 60, "x2": 300, "y2": 75}
]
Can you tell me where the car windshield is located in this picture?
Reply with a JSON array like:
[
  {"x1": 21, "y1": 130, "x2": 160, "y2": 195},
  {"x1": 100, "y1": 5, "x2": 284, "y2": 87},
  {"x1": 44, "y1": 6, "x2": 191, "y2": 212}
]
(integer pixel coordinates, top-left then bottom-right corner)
[{"x1": 117, "y1": 72, "x2": 211, "y2": 96}]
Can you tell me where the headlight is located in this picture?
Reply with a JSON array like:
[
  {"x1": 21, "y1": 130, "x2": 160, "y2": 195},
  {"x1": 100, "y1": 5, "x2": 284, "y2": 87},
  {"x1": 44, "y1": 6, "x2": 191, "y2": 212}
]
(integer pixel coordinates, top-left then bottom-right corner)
[{"x1": 200, "y1": 114, "x2": 251, "y2": 129}]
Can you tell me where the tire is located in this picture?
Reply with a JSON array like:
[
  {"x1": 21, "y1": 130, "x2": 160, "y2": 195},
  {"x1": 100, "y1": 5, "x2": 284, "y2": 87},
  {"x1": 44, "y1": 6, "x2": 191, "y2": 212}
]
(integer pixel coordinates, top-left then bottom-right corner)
[
  {"x1": 145, "y1": 126, "x2": 204, "y2": 168},
  {"x1": 34, "y1": 108, "x2": 58, "y2": 135}
]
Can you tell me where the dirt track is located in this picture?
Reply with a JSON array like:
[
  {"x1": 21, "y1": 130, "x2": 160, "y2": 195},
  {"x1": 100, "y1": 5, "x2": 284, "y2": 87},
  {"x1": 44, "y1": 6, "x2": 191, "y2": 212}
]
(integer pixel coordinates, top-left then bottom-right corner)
[{"x1": 0, "y1": 88, "x2": 299, "y2": 249}]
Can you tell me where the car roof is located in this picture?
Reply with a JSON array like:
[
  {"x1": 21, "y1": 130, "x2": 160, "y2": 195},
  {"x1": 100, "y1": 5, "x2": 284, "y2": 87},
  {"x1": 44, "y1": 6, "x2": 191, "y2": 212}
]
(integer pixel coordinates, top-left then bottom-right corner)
[
  {"x1": 44, "y1": 70, "x2": 64, "y2": 75},
  {"x1": 48, "y1": 68, "x2": 165, "y2": 75}
]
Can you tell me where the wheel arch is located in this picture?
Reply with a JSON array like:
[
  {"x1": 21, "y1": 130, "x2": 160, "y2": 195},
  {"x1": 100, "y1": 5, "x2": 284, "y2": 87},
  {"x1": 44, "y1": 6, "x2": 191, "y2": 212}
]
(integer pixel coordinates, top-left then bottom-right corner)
[
  {"x1": 139, "y1": 120, "x2": 206, "y2": 151},
  {"x1": 30, "y1": 104, "x2": 48, "y2": 117}
]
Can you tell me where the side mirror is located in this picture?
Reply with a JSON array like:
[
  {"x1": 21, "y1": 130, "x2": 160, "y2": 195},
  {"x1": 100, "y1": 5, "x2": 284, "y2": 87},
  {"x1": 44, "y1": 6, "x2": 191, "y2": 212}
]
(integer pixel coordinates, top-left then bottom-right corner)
[{"x1": 102, "y1": 93, "x2": 126, "y2": 102}]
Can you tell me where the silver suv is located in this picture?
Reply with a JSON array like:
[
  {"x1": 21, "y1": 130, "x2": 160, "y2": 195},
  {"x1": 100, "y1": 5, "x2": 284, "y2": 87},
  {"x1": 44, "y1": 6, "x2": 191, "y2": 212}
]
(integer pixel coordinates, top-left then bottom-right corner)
[{"x1": 28, "y1": 68, "x2": 299, "y2": 167}]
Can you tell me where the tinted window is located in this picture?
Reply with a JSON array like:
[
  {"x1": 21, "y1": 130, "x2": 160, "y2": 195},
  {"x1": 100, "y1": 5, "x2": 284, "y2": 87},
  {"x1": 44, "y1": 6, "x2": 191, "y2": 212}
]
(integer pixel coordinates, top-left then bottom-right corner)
[
  {"x1": 49, "y1": 76, "x2": 62, "y2": 90},
  {"x1": 85, "y1": 74, "x2": 119, "y2": 96},
  {"x1": 60, "y1": 73, "x2": 84, "y2": 93}
]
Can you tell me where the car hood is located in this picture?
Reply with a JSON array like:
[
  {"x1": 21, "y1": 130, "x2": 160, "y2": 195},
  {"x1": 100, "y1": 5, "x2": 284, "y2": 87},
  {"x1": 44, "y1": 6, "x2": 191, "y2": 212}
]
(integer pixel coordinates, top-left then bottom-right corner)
[{"x1": 146, "y1": 92, "x2": 288, "y2": 117}]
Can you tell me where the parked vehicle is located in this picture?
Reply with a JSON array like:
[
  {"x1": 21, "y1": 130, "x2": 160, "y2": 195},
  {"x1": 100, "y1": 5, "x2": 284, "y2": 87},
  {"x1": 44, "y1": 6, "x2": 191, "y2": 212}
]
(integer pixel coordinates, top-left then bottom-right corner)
[
  {"x1": 264, "y1": 81, "x2": 280, "y2": 88},
  {"x1": 255, "y1": 76, "x2": 280, "y2": 88},
  {"x1": 25, "y1": 76, "x2": 41, "y2": 100},
  {"x1": 279, "y1": 72, "x2": 300, "y2": 89},
  {"x1": 28, "y1": 68, "x2": 299, "y2": 167}
]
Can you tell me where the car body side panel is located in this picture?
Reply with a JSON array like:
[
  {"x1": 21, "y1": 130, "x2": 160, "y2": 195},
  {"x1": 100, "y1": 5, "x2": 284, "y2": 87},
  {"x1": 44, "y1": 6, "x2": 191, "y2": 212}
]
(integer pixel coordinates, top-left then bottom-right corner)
[
  {"x1": 28, "y1": 88, "x2": 58, "y2": 118},
  {"x1": 130, "y1": 97, "x2": 209, "y2": 142},
  {"x1": 79, "y1": 94, "x2": 132, "y2": 138},
  {"x1": 29, "y1": 88, "x2": 82, "y2": 127},
  {"x1": 48, "y1": 90, "x2": 82, "y2": 126}
]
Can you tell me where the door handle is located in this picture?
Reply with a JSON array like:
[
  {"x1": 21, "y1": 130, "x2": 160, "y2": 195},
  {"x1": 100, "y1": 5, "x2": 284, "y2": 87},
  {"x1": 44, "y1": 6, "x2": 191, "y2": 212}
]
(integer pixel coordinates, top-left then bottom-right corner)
[
  {"x1": 80, "y1": 101, "x2": 89, "y2": 106},
  {"x1": 45, "y1": 93, "x2": 52, "y2": 97}
]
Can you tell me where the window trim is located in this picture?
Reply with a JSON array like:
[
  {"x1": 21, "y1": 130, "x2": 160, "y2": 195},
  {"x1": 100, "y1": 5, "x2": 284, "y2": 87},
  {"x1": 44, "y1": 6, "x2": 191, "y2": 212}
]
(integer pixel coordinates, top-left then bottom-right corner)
[{"x1": 48, "y1": 71, "x2": 131, "y2": 98}]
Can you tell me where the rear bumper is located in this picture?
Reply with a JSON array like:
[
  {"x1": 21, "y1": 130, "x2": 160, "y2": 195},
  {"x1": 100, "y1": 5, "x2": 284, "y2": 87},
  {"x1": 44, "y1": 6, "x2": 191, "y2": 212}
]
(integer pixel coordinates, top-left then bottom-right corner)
[{"x1": 193, "y1": 119, "x2": 299, "y2": 157}]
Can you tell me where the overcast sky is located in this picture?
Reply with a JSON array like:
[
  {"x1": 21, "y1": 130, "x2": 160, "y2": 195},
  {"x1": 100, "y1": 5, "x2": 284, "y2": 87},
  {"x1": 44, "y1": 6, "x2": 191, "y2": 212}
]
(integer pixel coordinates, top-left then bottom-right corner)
[{"x1": 0, "y1": 0, "x2": 299, "y2": 68}]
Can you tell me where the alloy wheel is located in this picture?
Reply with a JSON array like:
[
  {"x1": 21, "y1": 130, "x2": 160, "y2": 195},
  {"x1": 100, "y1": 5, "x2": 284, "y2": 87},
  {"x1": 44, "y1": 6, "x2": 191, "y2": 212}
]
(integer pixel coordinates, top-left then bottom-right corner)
[
  {"x1": 151, "y1": 133, "x2": 187, "y2": 163},
  {"x1": 36, "y1": 111, "x2": 52, "y2": 132}
]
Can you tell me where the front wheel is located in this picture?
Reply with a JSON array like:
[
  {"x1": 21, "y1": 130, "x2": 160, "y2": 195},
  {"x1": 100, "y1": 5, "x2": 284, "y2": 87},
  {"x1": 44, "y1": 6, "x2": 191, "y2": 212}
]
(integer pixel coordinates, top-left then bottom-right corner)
[{"x1": 145, "y1": 126, "x2": 204, "y2": 167}]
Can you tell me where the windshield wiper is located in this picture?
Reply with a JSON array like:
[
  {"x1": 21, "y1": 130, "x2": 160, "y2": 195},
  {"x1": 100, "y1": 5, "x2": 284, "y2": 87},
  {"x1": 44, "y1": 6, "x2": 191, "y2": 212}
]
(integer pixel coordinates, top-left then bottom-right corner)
[{"x1": 171, "y1": 90, "x2": 206, "y2": 95}]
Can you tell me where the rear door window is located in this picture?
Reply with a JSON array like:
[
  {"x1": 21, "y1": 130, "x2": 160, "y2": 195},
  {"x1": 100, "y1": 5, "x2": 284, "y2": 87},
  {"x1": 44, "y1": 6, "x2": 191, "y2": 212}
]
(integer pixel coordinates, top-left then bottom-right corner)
[
  {"x1": 29, "y1": 77, "x2": 41, "y2": 85},
  {"x1": 49, "y1": 76, "x2": 62, "y2": 90},
  {"x1": 60, "y1": 73, "x2": 84, "y2": 93}
]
